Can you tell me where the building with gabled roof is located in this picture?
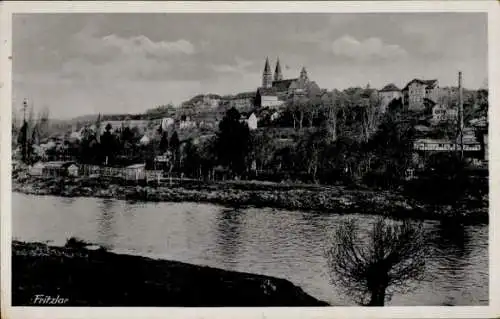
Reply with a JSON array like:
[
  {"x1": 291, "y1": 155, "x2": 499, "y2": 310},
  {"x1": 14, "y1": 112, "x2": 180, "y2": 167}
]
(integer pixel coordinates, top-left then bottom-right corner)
[
  {"x1": 402, "y1": 79, "x2": 439, "y2": 111},
  {"x1": 379, "y1": 83, "x2": 402, "y2": 113}
]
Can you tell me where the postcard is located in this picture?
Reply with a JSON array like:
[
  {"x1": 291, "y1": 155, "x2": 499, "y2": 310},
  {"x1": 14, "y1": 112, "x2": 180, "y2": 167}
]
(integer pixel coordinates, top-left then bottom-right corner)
[{"x1": 1, "y1": 1, "x2": 499, "y2": 318}]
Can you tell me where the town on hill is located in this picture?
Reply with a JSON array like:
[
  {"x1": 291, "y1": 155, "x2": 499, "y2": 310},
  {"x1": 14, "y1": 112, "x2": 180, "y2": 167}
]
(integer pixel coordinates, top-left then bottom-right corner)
[
  {"x1": 11, "y1": 63, "x2": 489, "y2": 308},
  {"x1": 9, "y1": 10, "x2": 490, "y2": 309},
  {"x1": 12, "y1": 56, "x2": 488, "y2": 186}
]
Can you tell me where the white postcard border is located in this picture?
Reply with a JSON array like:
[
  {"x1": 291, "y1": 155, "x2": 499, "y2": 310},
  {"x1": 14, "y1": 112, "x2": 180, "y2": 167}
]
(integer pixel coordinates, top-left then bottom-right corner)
[{"x1": 1, "y1": 1, "x2": 498, "y2": 319}]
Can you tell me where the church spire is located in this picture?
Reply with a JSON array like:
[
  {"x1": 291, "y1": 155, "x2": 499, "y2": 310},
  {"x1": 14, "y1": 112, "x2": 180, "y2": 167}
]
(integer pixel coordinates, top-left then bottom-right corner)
[
  {"x1": 274, "y1": 57, "x2": 283, "y2": 81},
  {"x1": 264, "y1": 57, "x2": 271, "y2": 73},
  {"x1": 262, "y1": 57, "x2": 273, "y2": 88},
  {"x1": 299, "y1": 66, "x2": 308, "y2": 82}
]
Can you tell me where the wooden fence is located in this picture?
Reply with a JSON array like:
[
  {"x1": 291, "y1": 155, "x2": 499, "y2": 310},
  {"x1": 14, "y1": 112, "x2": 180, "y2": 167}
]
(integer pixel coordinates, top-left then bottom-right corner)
[{"x1": 79, "y1": 164, "x2": 162, "y2": 183}]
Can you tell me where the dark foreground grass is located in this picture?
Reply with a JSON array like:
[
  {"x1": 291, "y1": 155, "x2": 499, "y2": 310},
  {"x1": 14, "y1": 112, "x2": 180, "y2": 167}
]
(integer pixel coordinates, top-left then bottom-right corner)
[{"x1": 12, "y1": 241, "x2": 329, "y2": 307}]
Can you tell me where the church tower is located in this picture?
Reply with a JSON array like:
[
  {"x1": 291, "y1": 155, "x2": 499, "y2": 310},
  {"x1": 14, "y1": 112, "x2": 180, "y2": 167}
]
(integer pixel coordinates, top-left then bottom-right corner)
[
  {"x1": 299, "y1": 66, "x2": 309, "y2": 82},
  {"x1": 262, "y1": 57, "x2": 273, "y2": 88},
  {"x1": 274, "y1": 58, "x2": 283, "y2": 81}
]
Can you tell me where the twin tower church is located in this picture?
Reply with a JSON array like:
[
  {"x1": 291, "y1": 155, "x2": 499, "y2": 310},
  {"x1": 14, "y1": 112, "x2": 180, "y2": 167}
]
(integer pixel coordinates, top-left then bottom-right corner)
[
  {"x1": 255, "y1": 57, "x2": 320, "y2": 108},
  {"x1": 261, "y1": 57, "x2": 308, "y2": 88}
]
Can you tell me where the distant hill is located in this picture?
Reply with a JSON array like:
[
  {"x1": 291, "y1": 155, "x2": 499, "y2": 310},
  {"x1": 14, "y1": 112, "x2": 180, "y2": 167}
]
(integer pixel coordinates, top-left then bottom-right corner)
[{"x1": 67, "y1": 113, "x2": 156, "y2": 125}]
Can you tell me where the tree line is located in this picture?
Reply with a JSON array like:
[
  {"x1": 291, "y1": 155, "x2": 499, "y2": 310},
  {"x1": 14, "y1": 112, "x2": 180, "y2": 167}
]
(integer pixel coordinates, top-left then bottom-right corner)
[{"x1": 14, "y1": 86, "x2": 487, "y2": 199}]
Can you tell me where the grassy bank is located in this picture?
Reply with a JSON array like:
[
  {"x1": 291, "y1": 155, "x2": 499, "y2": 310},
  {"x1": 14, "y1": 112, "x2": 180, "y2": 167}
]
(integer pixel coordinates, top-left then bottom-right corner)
[
  {"x1": 12, "y1": 240, "x2": 329, "y2": 306},
  {"x1": 12, "y1": 175, "x2": 488, "y2": 224}
]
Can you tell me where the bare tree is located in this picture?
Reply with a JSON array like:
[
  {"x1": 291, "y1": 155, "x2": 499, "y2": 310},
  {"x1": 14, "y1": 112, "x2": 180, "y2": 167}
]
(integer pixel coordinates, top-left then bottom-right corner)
[
  {"x1": 326, "y1": 217, "x2": 428, "y2": 306},
  {"x1": 33, "y1": 106, "x2": 51, "y2": 141},
  {"x1": 359, "y1": 92, "x2": 381, "y2": 143},
  {"x1": 322, "y1": 90, "x2": 345, "y2": 142},
  {"x1": 285, "y1": 100, "x2": 298, "y2": 129},
  {"x1": 294, "y1": 97, "x2": 308, "y2": 130},
  {"x1": 27, "y1": 102, "x2": 35, "y2": 137}
]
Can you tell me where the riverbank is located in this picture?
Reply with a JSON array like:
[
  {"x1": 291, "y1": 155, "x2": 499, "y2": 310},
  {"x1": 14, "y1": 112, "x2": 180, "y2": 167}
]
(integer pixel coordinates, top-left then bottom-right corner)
[
  {"x1": 12, "y1": 240, "x2": 329, "y2": 306},
  {"x1": 12, "y1": 175, "x2": 488, "y2": 224}
]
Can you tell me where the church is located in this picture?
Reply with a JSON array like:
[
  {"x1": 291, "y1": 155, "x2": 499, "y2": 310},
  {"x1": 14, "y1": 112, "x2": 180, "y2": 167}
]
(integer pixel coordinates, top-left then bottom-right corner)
[{"x1": 254, "y1": 57, "x2": 320, "y2": 109}]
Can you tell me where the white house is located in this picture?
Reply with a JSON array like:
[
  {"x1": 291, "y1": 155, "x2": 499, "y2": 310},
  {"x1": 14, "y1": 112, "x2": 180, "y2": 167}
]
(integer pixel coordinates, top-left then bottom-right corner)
[
  {"x1": 248, "y1": 113, "x2": 258, "y2": 130},
  {"x1": 241, "y1": 113, "x2": 258, "y2": 130},
  {"x1": 256, "y1": 87, "x2": 285, "y2": 109},
  {"x1": 261, "y1": 95, "x2": 284, "y2": 108},
  {"x1": 139, "y1": 135, "x2": 150, "y2": 145}
]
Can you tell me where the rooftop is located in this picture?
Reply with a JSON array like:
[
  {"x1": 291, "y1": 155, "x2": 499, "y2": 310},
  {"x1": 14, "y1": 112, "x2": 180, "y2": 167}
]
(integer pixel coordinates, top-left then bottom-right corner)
[
  {"x1": 44, "y1": 161, "x2": 76, "y2": 168},
  {"x1": 380, "y1": 83, "x2": 401, "y2": 92},
  {"x1": 272, "y1": 79, "x2": 298, "y2": 92},
  {"x1": 414, "y1": 125, "x2": 431, "y2": 132},
  {"x1": 258, "y1": 87, "x2": 278, "y2": 96},
  {"x1": 126, "y1": 163, "x2": 146, "y2": 169},
  {"x1": 403, "y1": 79, "x2": 439, "y2": 90},
  {"x1": 414, "y1": 138, "x2": 455, "y2": 144},
  {"x1": 234, "y1": 92, "x2": 256, "y2": 99}
]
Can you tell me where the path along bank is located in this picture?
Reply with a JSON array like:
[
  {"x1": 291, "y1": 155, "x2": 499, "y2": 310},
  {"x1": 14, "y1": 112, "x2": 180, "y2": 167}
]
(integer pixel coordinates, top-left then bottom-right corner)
[{"x1": 12, "y1": 174, "x2": 488, "y2": 224}]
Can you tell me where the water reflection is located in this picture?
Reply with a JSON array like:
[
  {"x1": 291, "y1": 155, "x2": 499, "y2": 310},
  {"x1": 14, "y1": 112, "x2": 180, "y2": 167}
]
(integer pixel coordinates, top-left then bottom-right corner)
[
  {"x1": 427, "y1": 221, "x2": 471, "y2": 294},
  {"x1": 12, "y1": 193, "x2": 488, "y2": 306},
  {"x1": 96, "y1": 199, "x2": 117, "y2": 249},
  {"x1": 214, "y1": 207, "x2": 246, "y2": 269},
  {"x1": 436, "y1": 221, "x2": 470, "y2": 251}
]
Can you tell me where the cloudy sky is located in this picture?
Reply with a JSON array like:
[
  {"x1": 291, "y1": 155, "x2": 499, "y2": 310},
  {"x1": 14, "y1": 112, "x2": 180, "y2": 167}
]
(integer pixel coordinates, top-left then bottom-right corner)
[{"x1": 12, "y1": 13, "x2": 487, "y2": 119}]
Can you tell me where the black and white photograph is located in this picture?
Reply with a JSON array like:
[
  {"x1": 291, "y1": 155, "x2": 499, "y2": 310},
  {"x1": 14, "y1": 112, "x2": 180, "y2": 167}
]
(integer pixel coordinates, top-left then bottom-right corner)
[{"x1": 1, "y1": 1, "x2": 498, "y2": 318}]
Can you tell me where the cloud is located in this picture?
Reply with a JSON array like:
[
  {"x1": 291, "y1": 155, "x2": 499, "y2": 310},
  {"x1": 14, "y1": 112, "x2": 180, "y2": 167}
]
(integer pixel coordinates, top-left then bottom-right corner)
[
  {"x1": 69, "y1": 28, "x2": 195, "y2": 61},
  {"x1": 330, "y1": 35, "x2": 408, "y2": 61},
  {"x1": 54, "y1": 27, "x2": 200, "y2": 83},
  {"x1": 101, "y1": 34, "x2": 195, "y2": 57},
  {"x1": 60, "y1": 54, "x2": 173, "y2": 83},
  {"x1": 209, "y1": 57, "x2": 254, "y2": 74},
  {"x1": 400, "y1": 17, "x2": 486, "y2": 60}
]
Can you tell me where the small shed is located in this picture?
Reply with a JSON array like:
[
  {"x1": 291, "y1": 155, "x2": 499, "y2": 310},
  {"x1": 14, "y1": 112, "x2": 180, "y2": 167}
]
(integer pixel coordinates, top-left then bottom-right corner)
[
  {"x1": 43, "y1": 161, "x2": 76, "y2": 177},
  {"x1": 67, "y1": 163, "x2": 80, "y2": 177},
  {"x1": 29, "y1": 162, "x2": 45, "y2": 176},
  {"x1": 43, "y1": 162, "x2": 64, "y2": 177},
  {"x1": 82, "y1": 165, "x2": 101, "y2": 177},
  {"x1": 213, "y1": 165, "x2": 231, "y2": 181},
  {"x1": 124, "y1": 163, "x2": 146, "y2": 181}
]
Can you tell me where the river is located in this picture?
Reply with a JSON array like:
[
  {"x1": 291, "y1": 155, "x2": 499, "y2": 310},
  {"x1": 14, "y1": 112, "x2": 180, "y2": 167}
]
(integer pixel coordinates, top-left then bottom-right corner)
[{"x1": 12, "y1": 192, "x2": 488, "y2": 306}]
